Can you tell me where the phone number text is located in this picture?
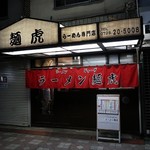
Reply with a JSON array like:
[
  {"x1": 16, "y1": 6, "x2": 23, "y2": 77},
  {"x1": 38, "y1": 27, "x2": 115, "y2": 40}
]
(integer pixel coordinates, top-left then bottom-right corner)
[{"x1": 100, "y1": 27, "x2": 140, "y2": 37}]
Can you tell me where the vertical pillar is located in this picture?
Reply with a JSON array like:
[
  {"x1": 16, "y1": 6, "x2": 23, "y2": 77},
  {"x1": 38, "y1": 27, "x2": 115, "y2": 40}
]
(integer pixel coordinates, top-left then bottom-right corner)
[{"x1": 136, "y1": 48, "x2": 142, "y2": 134}]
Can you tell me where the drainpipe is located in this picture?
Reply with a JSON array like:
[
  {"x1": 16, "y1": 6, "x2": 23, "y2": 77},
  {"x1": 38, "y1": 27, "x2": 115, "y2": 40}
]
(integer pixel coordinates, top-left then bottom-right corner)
[
  {"x1": 136, "y1": 42, "x2": 142, "y2": 134},
  {"x1": 136, "y1": 0, "x2": 140, "y2": 17}
]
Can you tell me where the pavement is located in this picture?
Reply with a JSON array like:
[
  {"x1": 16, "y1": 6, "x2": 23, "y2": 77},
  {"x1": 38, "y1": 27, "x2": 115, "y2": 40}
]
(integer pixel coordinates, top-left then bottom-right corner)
[{"x1": 0, "y1": 125, "x2": 149, "y2": 150}]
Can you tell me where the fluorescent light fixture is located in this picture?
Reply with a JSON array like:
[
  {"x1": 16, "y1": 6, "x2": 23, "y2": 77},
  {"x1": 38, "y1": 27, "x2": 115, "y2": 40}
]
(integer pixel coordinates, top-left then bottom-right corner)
[
  {"x1": 106, "y1": 46, "x2": 127, "y2": 50},
  {"x1": 3, "y1": 40, "x2": 139, "y2": 56},
  {"x1": 3, "y1": 47, "x2": 65, "y2": 55},
  {"x1": 63, "y1": 43, "x2": 100, "y2": 50},
  {"x1": 44, "y1": 51, "x2": 72, "y2": 56},
  {"x1": 60, "y1": 24, "x2": 65, "y2": 28},
  {"x1": 72, "y1": 48, "x2": 102, "y2": 53},
  {"x1": 102, "y1": 40, "x2": 138, "y2": 47}
]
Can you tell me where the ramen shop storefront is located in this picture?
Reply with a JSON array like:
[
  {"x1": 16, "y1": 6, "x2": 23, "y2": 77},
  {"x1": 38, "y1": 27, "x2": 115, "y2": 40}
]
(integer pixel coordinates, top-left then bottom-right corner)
[
  {"x1": 0, "y1": 17, "x2": 143, "y2": 135},
  {"x1": 28, "y1": 62, "x2": 139, "y2": 134}
]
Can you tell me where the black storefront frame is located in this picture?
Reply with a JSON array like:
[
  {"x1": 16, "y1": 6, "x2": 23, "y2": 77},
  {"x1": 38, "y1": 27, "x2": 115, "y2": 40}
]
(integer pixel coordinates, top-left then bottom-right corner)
[{"x1": 30, "y1": 49, "x2": 141, "y2": 135}]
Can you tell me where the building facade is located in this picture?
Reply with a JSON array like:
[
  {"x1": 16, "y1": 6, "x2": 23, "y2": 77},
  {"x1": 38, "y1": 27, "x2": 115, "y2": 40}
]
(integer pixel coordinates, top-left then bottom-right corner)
[
  {"x1": 139, "y1": 0, "x2": 150, "y2": 135},
  {"x1": 0, "y1": 0, "x2": 150, "y2": 137}
]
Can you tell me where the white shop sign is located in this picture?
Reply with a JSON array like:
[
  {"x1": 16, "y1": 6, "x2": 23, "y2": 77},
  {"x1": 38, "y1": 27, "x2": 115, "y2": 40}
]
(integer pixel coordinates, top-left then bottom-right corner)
[
  {"x1": 0, "y1": 18, "x2": 58, "y2": 49},
  {"x1": 61, "y1": 23, "x2": 97, "y2": 43},
  {"x1": 99, "y1": 18, "x2": 141, "y2": 39}
]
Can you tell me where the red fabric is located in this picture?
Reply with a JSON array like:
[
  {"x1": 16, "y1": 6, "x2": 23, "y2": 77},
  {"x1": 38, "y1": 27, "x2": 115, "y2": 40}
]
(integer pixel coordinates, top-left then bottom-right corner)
[
  {"x1": 26, "y1": 64, "x2": 139, "y2": 89},
  {"x1": 26, "y1": 70, "x2": 49, "y2": 88},
  {"x1": 36, "y1": 70, "x2": 50, "y2": 88},
  {"x1": 49, "y1": 68, "x2": 62, "y2": 88},
  {"x1": 26, "y1": 70, "x2": 37, "y2": 88},
  {"x1": 74, "y1": 67, "x2": 90, "y2": 88},
  {"x1": 121, "y1": 64, "x2": 139, "y2": 87},
  {"x1": 105, "y1": 65, "x2": 121, "y2": 88},
  {"x1": 89, "y1": 66, "x2": 105, "y2": 88},
  {"x1": 59, "y1": 68, "x2": 75, "y2": 88}
]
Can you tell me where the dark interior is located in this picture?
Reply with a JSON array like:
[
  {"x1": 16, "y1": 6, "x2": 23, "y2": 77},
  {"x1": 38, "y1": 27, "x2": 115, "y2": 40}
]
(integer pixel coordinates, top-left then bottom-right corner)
[{"x1": 31, "y1": 88, "x2": 139, "y2": 134}]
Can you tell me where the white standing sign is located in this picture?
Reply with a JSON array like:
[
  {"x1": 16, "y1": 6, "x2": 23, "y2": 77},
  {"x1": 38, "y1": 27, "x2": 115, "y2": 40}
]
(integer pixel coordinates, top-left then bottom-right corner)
[{"x1": 96, "y1": 94, "x2": 121, "y2": 143}]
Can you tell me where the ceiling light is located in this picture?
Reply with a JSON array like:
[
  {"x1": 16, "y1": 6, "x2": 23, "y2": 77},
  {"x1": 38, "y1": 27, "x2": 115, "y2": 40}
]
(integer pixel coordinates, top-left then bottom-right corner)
[
  {"x1": 62, "y1": 43, "x2": 100, "y2": 50},
  {"x1": 72, "y1": 48, "x2": 102, "y2": 53},
  {"x1": 106, "y1": 46, "x2": 127, "y2": 50},
  {"x1": 60, "y1": 24, "x2": 65, "y2": 28},
  {"x1": 102, "y1": 40, "x2": 138, "y2": 47},
  {"x1": 3, "y1": 47, "x2": 65, "y2": 55},
  {"x1": 44, "y1": 51, "x2": 72, "y2": 56}
]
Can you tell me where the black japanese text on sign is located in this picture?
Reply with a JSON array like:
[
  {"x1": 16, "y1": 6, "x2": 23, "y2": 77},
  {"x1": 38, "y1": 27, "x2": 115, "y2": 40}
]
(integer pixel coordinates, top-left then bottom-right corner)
[
  {"x1": 0, "y1": 19, "x2": 58, "y2": 49},
  {"x1": 61, "y1": 24, "x2": 97, "y2": 43},
  {"x1": 99, "y1": 18, "x2": 141, "y2": 39}
]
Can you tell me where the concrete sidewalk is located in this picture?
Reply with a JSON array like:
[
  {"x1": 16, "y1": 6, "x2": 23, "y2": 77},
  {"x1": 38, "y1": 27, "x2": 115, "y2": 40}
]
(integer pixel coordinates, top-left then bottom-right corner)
[
  {"x1": 0, "y1": 131, "x2": 147, "y2": 150},
  {"x1": 0, "y1": 125, "x2": 148, "y2": 150}
]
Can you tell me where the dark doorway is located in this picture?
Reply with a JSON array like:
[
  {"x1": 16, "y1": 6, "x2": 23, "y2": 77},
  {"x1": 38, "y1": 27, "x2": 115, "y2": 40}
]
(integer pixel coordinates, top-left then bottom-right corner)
[
  {"x1": 31, "y1": 88, "x2": 139, "y2": 134},
  {"x1": 31, "y1": 89, "x2": 96, "y2": 130}
]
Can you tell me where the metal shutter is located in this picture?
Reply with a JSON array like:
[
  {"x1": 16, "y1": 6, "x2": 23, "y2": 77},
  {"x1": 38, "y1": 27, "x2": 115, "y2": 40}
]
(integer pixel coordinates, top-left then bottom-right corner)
[
  {"x1": 0, "y1": 58, "x2": 30, "y2": 126},
  {"x1": 143, "y1": 50, "x2": 150, "y2": 134}
]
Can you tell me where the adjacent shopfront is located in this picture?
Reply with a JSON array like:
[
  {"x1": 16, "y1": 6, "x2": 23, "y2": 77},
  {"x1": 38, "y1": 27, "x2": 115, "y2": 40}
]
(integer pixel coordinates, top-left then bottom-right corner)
[{"x1": 0, "y1": 17, "x2": 143, "y2": 135}]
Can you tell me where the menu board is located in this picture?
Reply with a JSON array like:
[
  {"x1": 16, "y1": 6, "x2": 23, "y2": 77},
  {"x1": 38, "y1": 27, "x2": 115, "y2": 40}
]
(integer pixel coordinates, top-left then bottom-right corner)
[
  {"x1": 97, "y1": 94, "x2": 120, "y2": 130},
  {"x1": 97, "y1": 98, "x2": 119, "y2": 114}
]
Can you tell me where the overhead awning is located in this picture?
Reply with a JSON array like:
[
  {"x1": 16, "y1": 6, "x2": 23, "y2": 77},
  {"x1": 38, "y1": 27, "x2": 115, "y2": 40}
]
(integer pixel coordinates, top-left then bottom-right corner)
[{"x1": 1, "y1": 17, "x2": 143, "y2": 57}]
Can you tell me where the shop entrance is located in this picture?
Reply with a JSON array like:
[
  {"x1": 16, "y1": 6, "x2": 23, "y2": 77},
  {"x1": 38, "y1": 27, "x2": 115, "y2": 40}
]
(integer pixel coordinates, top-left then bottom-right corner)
[
  {"x1": 31, "y1": 88, "x2": 139, "y2": 134},
  {"x1": 31, "y1": 89, "x2": 96, "y2": 130}
]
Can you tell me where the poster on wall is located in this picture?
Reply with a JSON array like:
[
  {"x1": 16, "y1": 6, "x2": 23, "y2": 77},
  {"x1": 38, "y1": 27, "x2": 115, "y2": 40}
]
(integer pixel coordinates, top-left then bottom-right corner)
[
  {"x1": 0, "y1": 75, "x2": 8, "y2": 88},
  {"x1": 96, "y1": 94, "x2": 121, "y2": 142}
]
